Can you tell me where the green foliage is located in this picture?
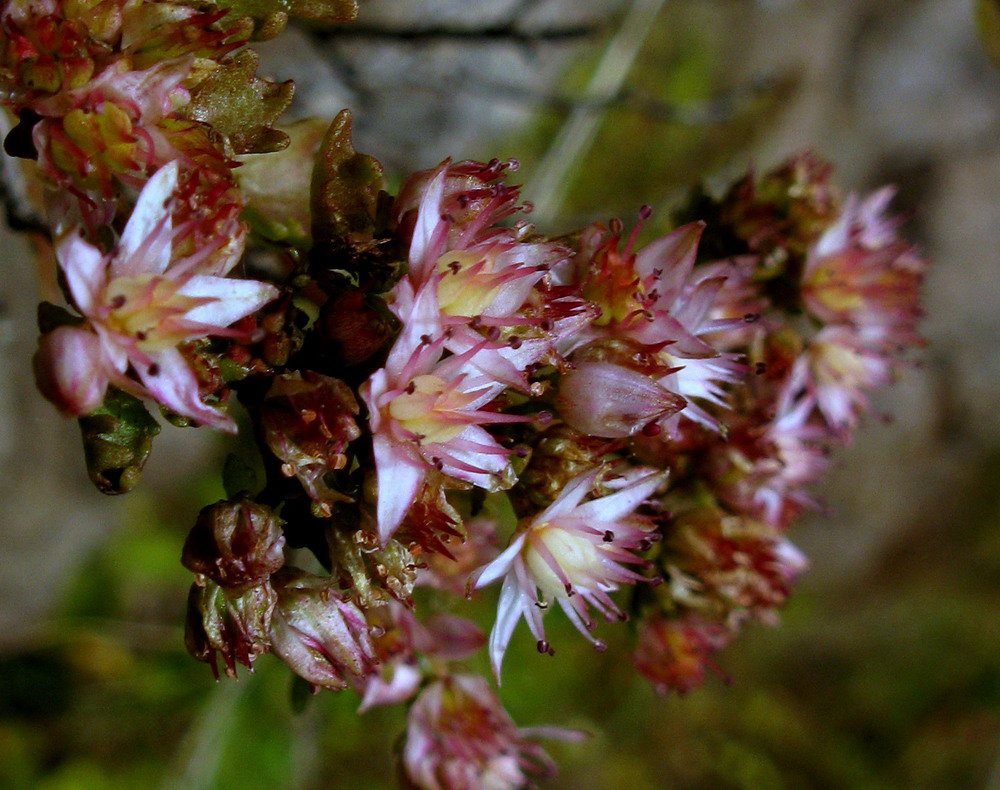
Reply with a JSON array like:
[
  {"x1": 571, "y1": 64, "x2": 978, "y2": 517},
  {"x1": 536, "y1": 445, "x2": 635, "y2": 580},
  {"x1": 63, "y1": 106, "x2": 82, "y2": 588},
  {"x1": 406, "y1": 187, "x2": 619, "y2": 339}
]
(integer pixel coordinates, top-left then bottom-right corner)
[
  {"x1": 188, "y1": 50, "x2": 295, "y2": 155},
  {"x1": 78, "y1": 387, "x2": 161, "y2": 495},
  {"x1": 238, "y1": 118, "x2": 331, "y2": 246},
  {"x1": 210, "y1": 0, "x2": 357, "y2": 40},
  {"x1": 310, "y1": 110, "x2": 387, "y2": 244},
  {"x1": 222, "y1": 454, "x2": 259, "y2": 498}
]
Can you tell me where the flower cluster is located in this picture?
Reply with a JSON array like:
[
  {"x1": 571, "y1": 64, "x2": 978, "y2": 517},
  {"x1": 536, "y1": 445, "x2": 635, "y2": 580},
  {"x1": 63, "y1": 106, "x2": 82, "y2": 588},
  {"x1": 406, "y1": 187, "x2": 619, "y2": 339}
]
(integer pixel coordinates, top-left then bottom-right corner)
[{"x1": 2, "y1": 2, "x2": 927, "y2": 786}]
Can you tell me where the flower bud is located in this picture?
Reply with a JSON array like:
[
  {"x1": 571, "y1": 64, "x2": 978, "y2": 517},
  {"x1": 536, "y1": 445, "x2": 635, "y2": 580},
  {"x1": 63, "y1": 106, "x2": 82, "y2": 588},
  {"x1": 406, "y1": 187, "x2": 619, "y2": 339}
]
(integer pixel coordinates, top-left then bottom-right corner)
[
  {"x1": 182, "y1": 496, "x2": 285, "y2": 591},
  {"x1": 34, "y1": 326, "x2": 108, "y2": 418},
  {"x1": 556, "y1": 360, "x2": 686, "y2": 438},
  {"x1": 184, "y1": 579, "x2": 276, "y2": 679},
  {"x1": 269, "y1": 568, "x2": 378, "y2": 691}
]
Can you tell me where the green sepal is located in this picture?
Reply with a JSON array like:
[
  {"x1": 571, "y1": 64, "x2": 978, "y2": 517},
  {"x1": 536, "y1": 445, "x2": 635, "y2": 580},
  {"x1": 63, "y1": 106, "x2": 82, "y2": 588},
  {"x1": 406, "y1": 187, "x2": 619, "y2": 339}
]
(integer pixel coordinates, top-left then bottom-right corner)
[
  {"x1": 187, "y1": 49, "x2": 295, "y2": 155},
  {"x1": 310, "y1": 109, "x2": 387, "y2": 245},
  {"x1": 78, "y1": 388, "x2": 161, "y2": 495}
]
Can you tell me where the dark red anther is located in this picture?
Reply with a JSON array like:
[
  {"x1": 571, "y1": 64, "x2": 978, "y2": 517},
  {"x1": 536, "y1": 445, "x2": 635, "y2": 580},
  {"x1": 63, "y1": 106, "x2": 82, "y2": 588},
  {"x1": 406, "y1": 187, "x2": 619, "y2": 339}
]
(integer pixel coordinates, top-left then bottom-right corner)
[{"x1": 642, "y1": 422, "x2": 662, "y2": 437}]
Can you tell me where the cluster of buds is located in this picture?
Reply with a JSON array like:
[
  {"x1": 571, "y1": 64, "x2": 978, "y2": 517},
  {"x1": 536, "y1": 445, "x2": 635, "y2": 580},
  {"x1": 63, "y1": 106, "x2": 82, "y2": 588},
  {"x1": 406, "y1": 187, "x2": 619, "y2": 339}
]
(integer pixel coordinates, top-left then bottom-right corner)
[{"x1": 3, "y1": 1, "x2": 927, "y2": 786}]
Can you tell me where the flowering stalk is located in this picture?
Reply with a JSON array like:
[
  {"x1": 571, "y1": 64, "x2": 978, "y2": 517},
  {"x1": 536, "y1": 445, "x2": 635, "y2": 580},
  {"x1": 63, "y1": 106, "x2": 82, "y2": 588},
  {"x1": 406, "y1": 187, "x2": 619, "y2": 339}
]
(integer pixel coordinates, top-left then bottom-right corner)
[{"x1": 1, "y1": 3, "x2": 929, "y2": 785}]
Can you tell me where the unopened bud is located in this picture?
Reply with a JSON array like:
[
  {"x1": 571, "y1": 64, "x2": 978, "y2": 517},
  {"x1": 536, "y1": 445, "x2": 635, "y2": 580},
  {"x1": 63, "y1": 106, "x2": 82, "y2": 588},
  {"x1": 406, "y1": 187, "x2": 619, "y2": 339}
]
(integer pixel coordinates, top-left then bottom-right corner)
[
  {"x1": 269, "y1": 568, "x2": 378, "y2": 691},
  {"x1": 185, "y1": 579, "x2": 276, "y2": 679},
  {"x1": 182, "y1": 496, "x2": 285, "y2": 591},
  {"x1": 77, "y1": 387, "x2": 161, "y2": 495}
]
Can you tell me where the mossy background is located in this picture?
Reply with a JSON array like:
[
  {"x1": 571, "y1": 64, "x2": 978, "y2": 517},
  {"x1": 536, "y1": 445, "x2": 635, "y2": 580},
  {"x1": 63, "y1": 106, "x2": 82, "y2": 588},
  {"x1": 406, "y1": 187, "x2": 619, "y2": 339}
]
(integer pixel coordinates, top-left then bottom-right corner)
[{"x1": 3, "y1": 0, "x2": 1000, "y2": 788}]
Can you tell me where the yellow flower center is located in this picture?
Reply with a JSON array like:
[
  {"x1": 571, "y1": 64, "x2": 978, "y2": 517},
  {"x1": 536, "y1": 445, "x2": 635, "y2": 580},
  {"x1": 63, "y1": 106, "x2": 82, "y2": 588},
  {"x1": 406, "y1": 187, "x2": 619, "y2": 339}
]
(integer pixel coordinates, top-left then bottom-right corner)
[
  {"x1": 104, "y1": 274, "x2": 202, "y2": 351},
  {"x1": 435, "y1": 250, "x2": 503, "y2": 317},
  {"x1": 388, "y1": 374, "x2": 470, "y2": 444},
  {"x1": 584, "y1": 250, "x2": 644, "y2": 327},
  {"x1": 524, "y1": 522, "x2": 604, "y2": 600}
]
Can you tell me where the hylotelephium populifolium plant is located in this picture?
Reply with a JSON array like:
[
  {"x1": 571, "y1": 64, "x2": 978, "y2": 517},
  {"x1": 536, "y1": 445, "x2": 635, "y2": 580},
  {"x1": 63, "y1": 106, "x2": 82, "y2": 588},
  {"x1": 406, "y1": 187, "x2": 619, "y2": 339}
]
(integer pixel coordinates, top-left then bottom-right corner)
[{"x1": 0, "y1": 1, "x2": 927, "y2": 787}]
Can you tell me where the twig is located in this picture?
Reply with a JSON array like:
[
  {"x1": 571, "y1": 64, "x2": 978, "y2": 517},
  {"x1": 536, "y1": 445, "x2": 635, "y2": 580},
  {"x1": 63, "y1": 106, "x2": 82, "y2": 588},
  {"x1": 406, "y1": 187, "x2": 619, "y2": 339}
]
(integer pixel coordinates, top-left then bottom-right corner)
[{"x1": 525, "y1": 0, "x2": 669, "y2": 227}]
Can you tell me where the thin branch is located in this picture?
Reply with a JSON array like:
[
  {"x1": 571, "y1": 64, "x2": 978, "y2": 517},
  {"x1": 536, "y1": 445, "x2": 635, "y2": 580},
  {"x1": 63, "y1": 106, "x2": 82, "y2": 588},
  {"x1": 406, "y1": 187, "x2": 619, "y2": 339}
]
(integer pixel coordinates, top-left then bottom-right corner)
[
  {"x1": 161, "y1": 679, "x2": 247, "y2": 790},
  {"x1": 308, "y1": 21, "x2": 602, "y2": 45},
  {"x1": 525, "y1": 0, "x2": 670, "y2": 227}
]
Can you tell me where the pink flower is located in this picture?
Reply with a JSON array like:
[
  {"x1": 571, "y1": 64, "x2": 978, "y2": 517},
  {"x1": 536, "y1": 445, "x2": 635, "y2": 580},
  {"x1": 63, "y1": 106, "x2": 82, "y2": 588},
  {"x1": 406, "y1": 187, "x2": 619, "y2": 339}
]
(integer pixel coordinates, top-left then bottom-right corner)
[
  {"x1": 361, "y1": 285, "x2": 530, "y2": 546},
  {"x1": 355, "y1": 601, "x2": 484, "y2": 713},
  {"x1": 36, "y1": 161, "x2": 278, "y2": 431},
  {"x1": 793, "y1": 325, "x2": 896, "y2": 434},
  {"x1": 396, "y1": 161, "x2": 557, "y2": 316},
  {"x1": 473, "y1": 466, "x2": 664, "y2": 680},
  {"x1": 402, "y1": 673, "x2": 579, "y2": 790},
  {"x1": 571, "y1": 218, "x2": 749, "y2": 434},
  {"x1": 802, "y1": 188, "x2": 926, "y2": 344}
]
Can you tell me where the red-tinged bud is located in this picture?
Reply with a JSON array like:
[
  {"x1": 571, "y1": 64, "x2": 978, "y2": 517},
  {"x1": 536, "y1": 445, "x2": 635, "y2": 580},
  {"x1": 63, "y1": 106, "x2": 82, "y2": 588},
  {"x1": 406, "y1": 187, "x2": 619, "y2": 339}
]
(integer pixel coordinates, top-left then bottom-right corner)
[
  {"x1": 555, "y1": 360, "x2": 686, "y2": 438},
  {"x1": 185, "y1": 579, "x2": 276, "y2": 679},
  {"x1": 262, "y1": 371, "x2": 361, "y2": 515},
  {"x1": 269, "y1": 568, "x2": 378, "y2": 691},
  {"x1": 633, "y1": 613, "x2": 732, "y2": 696},
  {"x1": 181, "y1": 496, "x2": 285, "y2": 592}
]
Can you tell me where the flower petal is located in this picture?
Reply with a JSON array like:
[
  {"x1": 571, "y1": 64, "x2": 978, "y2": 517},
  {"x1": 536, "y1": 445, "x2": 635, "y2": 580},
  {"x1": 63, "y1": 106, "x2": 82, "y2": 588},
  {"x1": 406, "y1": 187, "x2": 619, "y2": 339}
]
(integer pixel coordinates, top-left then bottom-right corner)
[
  {"x1": 372, "y1": 433, "x2": 426, "y2": 545},
  {"x1": 179, "y1": 276, "x2": 280, "y2": 328},
  {"x1": 136, "y1": 346, "x2": 235, "y2": 432}
]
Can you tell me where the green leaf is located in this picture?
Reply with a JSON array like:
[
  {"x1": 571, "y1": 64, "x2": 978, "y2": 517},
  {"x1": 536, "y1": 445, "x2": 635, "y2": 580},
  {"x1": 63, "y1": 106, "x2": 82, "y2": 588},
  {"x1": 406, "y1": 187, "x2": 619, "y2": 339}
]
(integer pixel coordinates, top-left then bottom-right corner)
[
  {"x1": 187, "y1": 49, "x2": 294, "y2": 155},
  {"x1": 237, "y1": 118, "x2": 330, "y2": 246},
  {"x1": 977, "y1": 0, "x2": 1000, "y2": 66},
  {"x1": 210, "y1": 0, "x2": 357, "y2": 40},
  {"x1": 78, "y1": 388, "x2": 161, "y2": 495},
  {"x1": 310, "y1": 109, "x2": 386, "y2": 244}
]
